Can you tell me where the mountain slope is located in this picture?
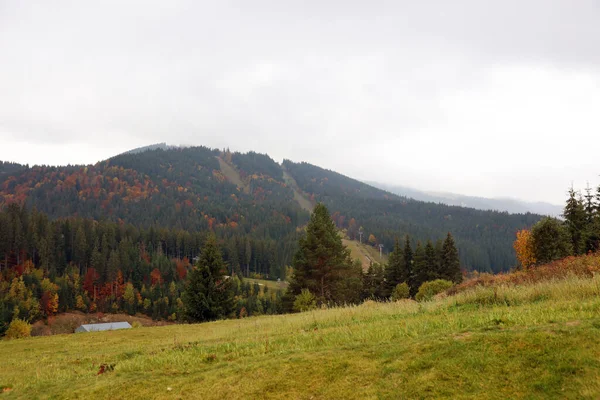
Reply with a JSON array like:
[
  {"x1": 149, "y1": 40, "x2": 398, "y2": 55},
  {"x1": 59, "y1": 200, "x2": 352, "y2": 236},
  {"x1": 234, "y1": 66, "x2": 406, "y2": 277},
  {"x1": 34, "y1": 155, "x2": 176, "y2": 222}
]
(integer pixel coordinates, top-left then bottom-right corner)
[
  {"x1": 0, "y1": 146, "x2": 542, "y2": 273},
  {"x1": 284, "y1": 160, "x2": 542, "y2": 272}
]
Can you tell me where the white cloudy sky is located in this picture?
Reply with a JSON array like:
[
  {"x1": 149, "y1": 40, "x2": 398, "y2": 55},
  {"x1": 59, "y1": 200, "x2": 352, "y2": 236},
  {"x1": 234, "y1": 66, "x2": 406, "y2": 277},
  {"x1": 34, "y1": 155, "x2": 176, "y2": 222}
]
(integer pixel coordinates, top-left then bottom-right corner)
[{"x1": 1, "y1": 0, "x2": 599, "y2": 204}]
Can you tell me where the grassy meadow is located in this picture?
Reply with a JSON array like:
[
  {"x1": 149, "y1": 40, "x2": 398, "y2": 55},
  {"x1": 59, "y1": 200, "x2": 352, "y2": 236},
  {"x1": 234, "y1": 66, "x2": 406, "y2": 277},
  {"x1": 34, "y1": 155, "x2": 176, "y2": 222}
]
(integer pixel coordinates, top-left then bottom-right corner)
[{"x1": 2, "y1": 270, "x2": 600, "y2": 399}]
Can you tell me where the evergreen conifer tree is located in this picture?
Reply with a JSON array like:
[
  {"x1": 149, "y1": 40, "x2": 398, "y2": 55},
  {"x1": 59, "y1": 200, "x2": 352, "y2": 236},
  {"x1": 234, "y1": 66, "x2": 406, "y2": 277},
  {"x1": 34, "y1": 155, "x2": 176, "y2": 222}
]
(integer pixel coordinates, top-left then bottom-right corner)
[
  {"x1": 363, "y1": 262, "x2": 386, "y2": 300},
  {"x1": 584, "y1": 184, "x2": 600, "y2": 252},
  {"x1": 424, "y1": 240, "x2": 438, "y2": 280},
  {"x1": 441, "y1": 233, "x2": 462, "y2": 283},
  {"x1": 563, "y1": 187, "x2": 587, "y2": 255},
  {"x1": 403, "y1": 236, "x2": 414, "y2": 290},
  {"x1": 411, "y1": 242, "x2": 427, "y2": 296},
  {"x1": 385, "y1": 238, "x2": 404, "y2": 295},
  {"x1": 183, "y1": 234, "x2": 234, "y2": 322},
  {"x1": 287, "y1": 203, "x2": 360, "y2": 306}
]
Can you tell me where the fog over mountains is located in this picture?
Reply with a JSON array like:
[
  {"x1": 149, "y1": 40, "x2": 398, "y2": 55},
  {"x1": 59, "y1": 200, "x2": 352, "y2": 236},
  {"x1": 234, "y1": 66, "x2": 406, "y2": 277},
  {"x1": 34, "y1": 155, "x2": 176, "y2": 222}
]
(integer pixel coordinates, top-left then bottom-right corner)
[{"x1": 368, "y1": 181, "x2": 563, "y2": 216}]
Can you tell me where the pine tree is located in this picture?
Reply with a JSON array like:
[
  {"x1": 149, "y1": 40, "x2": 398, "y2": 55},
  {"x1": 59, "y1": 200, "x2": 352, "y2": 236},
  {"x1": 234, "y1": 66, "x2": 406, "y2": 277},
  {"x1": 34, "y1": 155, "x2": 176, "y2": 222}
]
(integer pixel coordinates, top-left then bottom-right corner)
[
  {"x1": 363, "y1": 262, "x2": 386, "y2": 300},
  {"x1": 595, "y1": 184, "x2": 600, "y2": 218},
  {"x1": 107, "y1": 250, "x2": 120, "y2": 286},
  {"x1": 441, "y1": 233, "x2": 462, "y2": 283},
  {"x1": 384, "y1": 238, "x2": 404, "y2": 295},
  {"x1": 584, "y1": 184, "x2": 595, "y2": 224},
  {"x1": 90, "y1": 239, "x2": 104, "y2": 280},
  {"x1": 411, "y1": 241, "x2": 427, "y2": 296},
  {"x1": 182, "y1": 234, "x2": 234, "y2": 322},
  {"x1": 424, "y1": 240, "x2": 438, "y2": 280},
  {"x1": 74, "y1": 226, "x2": 87, "y2": 275},
  {"x1": 585, "y1": 184, "x2": 600, "y2": 252},
  {"x1": 563, "y1": 187, "x2": 586, "y2": 255},
  {"x1": 403, "y1": 236, "x2": 414, "y2": 290},
  {"x1": 287, "y1": 203, "x2": 360, "y2": 305}
]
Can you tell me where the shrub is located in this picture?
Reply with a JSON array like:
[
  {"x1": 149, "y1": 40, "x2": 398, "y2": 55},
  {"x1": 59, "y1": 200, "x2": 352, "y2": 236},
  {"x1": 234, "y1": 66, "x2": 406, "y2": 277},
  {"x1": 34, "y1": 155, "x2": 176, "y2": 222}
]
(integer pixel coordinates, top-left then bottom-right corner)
[
  {"x1": 5, "y1": 318, "x2": 31, "y2": 340},
  {"x1": 131, "y1": 321, "x2": 142, "y2": 329},
  {"x1": 391, "y1": 283, "x2": 410, "y2": 301},
  {"x1": 415, "y1": 280, "x2": 454, "y2": 302},
  {"x1": 293, "y1": 289, "x2": 317, "y2": 312}
]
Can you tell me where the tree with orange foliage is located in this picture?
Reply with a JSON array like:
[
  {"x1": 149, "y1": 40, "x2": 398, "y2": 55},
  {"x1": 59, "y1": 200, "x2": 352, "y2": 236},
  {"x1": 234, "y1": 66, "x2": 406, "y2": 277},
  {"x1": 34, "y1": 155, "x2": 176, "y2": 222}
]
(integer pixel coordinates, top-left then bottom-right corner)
[
  {"x1": 368, "y1": 234, "x2": 377, "y2": 246},
  {"x1": 514, "y1": 229, "x2": 536, "y2": 269},
  {"x1": 150, "y1": 268, "x2": 163, "y2": 285}
]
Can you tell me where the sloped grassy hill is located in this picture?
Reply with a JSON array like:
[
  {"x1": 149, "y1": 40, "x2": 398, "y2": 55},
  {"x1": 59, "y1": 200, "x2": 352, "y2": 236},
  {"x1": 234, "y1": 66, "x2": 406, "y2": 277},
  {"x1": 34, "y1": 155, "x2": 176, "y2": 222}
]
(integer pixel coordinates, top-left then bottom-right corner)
[{"x1": 2, "y1": 258, "x2": 600, "y2": 399}]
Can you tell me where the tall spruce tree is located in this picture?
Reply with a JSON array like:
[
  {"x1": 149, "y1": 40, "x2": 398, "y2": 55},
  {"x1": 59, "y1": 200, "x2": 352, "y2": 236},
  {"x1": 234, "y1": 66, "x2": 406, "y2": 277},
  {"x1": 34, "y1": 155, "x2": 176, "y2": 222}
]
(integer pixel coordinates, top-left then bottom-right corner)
[
  {"x1": 183, "y1": 234, "x2": 234, "y2": 322},
  {"x1": 411, "y1": 241, "x2": 427, "y2": 296},
  {"x1": 403, "y1": 236, "x2": 414, "y2": 290},
  {"x1": 424, "y1": 240, "x2": 438, "y2": 280},
  {"x1": 385, "y1": 238, "x2": 404, "y2": 295},
  {"x1": 441, "y1": 233, "x2": 462, "y2": 283},
  {"x1": 287, "y1": 203, "x2": 361, "y2": 305},
  {"x1": 363, "y1": 262, "x2": 386, "y2": 300},
  {"x1": 563, "y1": 187, "x2": 587, "y2": 255},
  {"x1": 584, "y1": 184, "x2": 599, "y2": 252},
  {"x1": 595, "y1": 184, "x2": 600, "y2": 217}
]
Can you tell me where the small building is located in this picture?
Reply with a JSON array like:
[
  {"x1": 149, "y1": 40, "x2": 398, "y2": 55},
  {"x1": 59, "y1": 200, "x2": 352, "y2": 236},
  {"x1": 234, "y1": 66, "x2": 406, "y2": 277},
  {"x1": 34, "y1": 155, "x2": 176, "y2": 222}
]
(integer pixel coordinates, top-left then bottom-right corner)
[{"x1": 75, "y1": 322, "x2": 132, "y2": 333}]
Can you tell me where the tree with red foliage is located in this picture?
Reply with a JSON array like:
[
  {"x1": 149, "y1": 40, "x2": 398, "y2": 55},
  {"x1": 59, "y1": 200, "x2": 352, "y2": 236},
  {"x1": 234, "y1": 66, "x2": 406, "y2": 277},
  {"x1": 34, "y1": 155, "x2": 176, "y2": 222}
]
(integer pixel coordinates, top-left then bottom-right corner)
[
  {"x1": 150, "y1": 268, "x2": 163, "y2": 285},
  {"x1": 83, "y1": 268, "x2": 100, "y2": 301}
]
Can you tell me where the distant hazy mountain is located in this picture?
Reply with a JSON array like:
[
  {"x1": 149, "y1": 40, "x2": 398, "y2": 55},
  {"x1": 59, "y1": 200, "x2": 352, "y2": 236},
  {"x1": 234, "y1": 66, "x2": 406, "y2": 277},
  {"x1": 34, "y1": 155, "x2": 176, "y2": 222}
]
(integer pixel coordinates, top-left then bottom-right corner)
[{"x1": 367, "y1": 181, "x2": 562, "y2": 216}]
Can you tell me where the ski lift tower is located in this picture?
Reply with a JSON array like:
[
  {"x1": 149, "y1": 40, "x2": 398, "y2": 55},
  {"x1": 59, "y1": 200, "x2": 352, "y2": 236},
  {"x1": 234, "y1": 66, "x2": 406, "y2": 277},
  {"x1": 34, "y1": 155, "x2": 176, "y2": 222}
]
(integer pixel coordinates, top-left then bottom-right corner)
[
  {"x1": 378, "y1": 244, "x2": 384, "y2": 259},
  {"x1": 359, "y1": 228, "x2": 364, "y2": 244}
]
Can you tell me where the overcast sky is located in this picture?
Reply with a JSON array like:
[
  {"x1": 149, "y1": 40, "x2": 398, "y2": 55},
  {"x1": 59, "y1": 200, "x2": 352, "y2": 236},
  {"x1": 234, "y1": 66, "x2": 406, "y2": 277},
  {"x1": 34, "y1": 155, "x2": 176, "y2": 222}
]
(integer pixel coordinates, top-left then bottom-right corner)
[{"x1": 1, "y1": 1, "x2": 599, "y2": 204}]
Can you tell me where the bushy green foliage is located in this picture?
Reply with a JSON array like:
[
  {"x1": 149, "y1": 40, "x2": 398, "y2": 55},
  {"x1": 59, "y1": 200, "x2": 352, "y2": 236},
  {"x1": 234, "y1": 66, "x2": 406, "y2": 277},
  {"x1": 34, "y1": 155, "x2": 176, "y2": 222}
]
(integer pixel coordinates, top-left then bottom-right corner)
[
  {"x1": 293, "y1": 289, "x2": 317, "y2": 312},
  {"x1": 391, "y1": 283, "x2": 410, "y2": 301},
  {"x1": 5, "y1": 318, "x2": 31, "y2": 340},
  {"x1": 531, "y1": 217, "x2": 572, "y2": 264},
  {"x1": 415, "y1": 279, "x2": 453, "y2": 302}
]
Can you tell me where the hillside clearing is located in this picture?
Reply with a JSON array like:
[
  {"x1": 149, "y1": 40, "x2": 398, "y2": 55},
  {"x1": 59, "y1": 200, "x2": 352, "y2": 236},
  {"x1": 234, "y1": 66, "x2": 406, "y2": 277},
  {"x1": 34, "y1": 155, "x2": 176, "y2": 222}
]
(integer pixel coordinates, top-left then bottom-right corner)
[
  {"x1": 216, "y1": 156, "x2": 249, "y2": 194},
  {"x1": 3, "y1": 275, "x2": 600, "y2": 399},
  {"x1": 281, "y1": 167, "x2": 313, "y2": 212},
  {"x1": 342, "y1": 237, "x2": 388, "y2": 271}
]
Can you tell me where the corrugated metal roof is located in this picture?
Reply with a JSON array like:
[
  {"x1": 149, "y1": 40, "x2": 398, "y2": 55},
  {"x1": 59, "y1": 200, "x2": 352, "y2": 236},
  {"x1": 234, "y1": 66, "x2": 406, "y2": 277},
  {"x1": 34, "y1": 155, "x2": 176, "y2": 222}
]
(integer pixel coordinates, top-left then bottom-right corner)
[{"x1": 75, "y1": 322, "x2": 132, "y2": 333}]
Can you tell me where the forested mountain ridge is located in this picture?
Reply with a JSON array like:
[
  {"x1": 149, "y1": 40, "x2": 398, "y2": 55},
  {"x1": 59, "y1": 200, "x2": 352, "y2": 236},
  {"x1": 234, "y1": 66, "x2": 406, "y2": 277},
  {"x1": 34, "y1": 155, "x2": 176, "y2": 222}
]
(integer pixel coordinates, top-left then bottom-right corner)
[
  {"x1": 0, "y1": 146, "x2": 541, "y2": 273},
  {"x1": 0, "y1": 147, "x2": 308, "y2": 278},
  {"x1": 283, "y1": 160, "x2": 542, "y2": 272},
  {"x1": 0, "y1": 161, "x2": 26, "y2": 176}
]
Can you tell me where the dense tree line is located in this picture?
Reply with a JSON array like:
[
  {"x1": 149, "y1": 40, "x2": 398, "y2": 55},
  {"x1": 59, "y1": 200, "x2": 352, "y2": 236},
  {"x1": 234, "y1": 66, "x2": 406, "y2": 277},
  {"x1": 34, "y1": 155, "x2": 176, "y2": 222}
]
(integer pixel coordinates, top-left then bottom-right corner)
[
  {"x1": 1, "y1": 146, "x2": 545, "y2": 277},
  {"x1": 1, "y1": 201, "x2": 465, "y2": 334},
  {"x1": 285, "y1": 204, "x2": 461, "y2": 310},
  {"x1": 283, "y1": 160, "x2": 541, "y2": 273},
  {"x1": 0, "y1": 148, "x2": 310, "y2": 274},
  {"x1": 514, "y1": 183, "x2": 600, "y2": 268},
  {"x1": 0, "y1": 204, "x2": 288, "y2": 334}
]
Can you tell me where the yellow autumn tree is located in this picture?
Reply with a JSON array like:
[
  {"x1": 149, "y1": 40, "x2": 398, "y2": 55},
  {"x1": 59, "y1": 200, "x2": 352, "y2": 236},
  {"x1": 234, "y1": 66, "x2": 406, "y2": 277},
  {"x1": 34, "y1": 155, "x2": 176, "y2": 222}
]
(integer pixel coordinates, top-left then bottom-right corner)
[
  {"x1": 514, "y1": 229, "x2": 536, "y2": 269},
  {"x1": 368, "y1": 234, "x2": 377, "y2": 245}
]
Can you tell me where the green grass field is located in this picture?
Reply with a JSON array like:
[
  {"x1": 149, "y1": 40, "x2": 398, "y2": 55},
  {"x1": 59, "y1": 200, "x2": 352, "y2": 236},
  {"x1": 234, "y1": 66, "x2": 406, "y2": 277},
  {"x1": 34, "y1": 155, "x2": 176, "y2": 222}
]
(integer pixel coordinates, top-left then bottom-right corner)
[
  {"x1": 2, "y1": 275, "x2": 600, "y2": 399},
  {"x1": 245, "y1": 277, "x2": 289, "y2": 291}
]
